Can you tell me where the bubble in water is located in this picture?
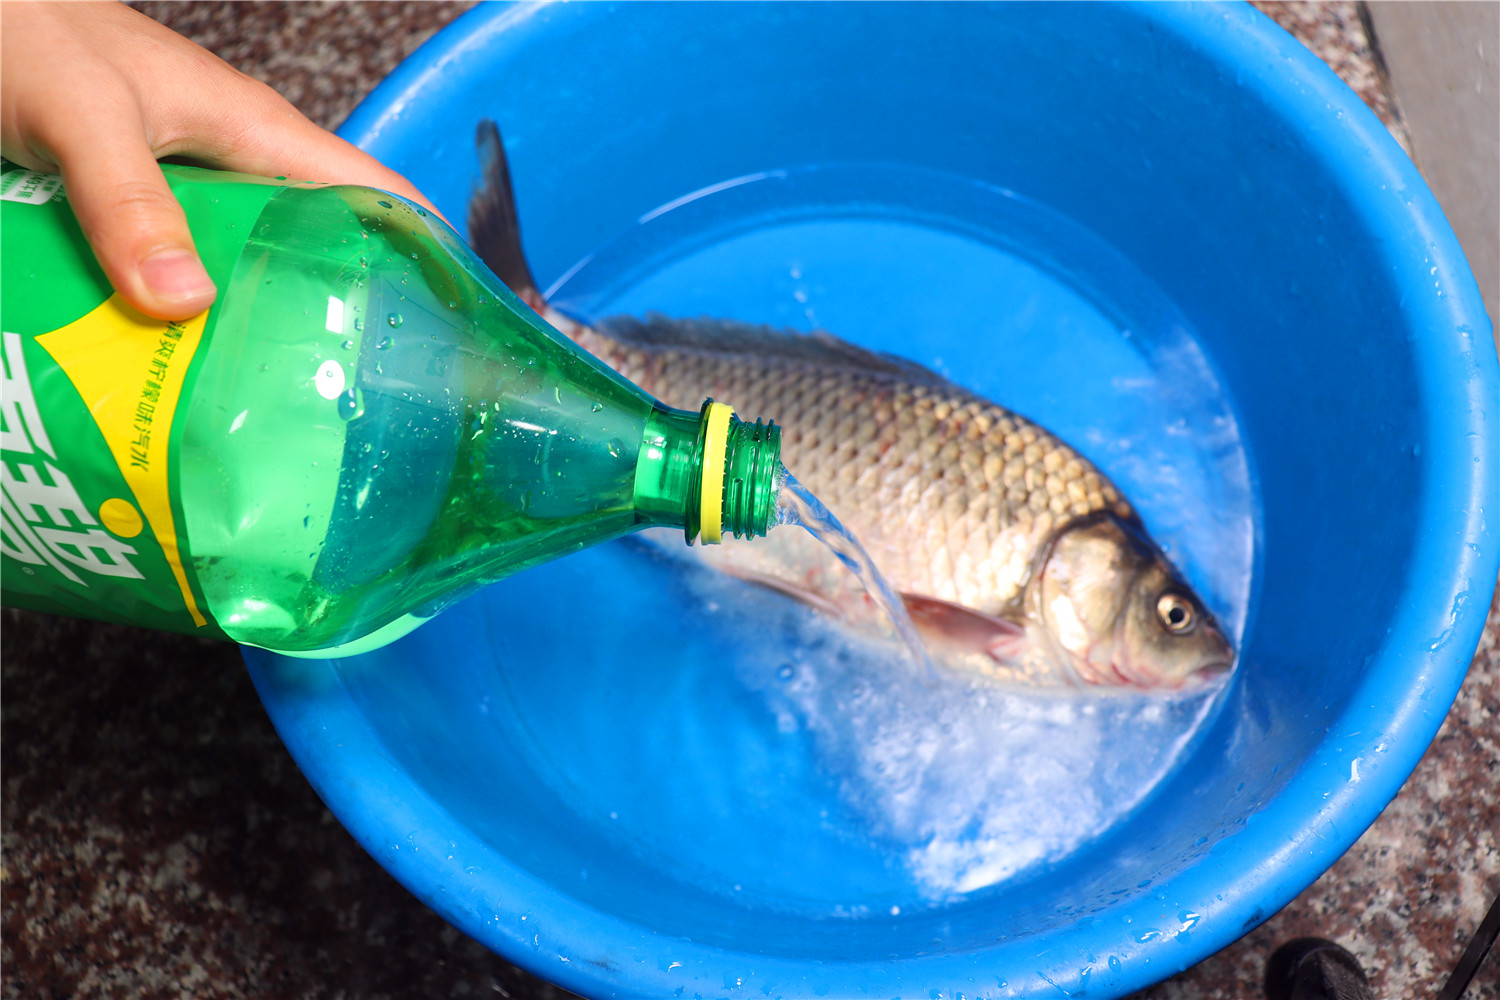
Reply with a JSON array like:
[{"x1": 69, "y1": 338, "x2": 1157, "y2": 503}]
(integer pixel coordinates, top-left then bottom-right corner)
[
  {"x1": 387, "y1": 313, "x2": 404, "y2": 328},
  {"x1": 378, "y1": 200, "x2": 393, "y2": 209},
  {"x1": 777, "y1": 663, "x2": 795, "y2": 681}
]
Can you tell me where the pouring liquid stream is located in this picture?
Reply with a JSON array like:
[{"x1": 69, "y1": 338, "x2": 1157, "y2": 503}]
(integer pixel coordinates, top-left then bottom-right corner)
[{"x1": 774, "y1": 468, "x2": 938, "y2": 680}]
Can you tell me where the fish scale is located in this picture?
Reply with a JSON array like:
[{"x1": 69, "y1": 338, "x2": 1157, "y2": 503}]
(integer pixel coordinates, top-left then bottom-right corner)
[{"x1": 562, "y1": 315, "x2": 1133, "y2": 615}]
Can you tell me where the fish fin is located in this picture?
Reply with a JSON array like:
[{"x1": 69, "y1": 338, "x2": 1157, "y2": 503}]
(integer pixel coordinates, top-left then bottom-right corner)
[
  {"x1": 468, "y1": 120, "x2": 547, "y2": 313},
  {"x1": 597, "y1": 314, "x2": 957, "y2": 388},
  {"x1": 900, "y1": 594, "x2": 1026, "y2": 656},
  {"x1": 718, "y1": 565, "x2": 849, "y2": 619}
]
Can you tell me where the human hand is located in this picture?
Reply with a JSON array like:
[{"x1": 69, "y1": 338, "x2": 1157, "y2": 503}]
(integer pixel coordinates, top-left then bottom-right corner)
[{"x1": 1, "y1": 2, "x2": 442, "y2": 321}]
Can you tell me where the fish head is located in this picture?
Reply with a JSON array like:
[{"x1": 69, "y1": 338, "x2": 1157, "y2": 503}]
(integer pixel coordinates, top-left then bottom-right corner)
[{"x1": 1031, "y1": 514, "x2": 1234, "y2": 689}]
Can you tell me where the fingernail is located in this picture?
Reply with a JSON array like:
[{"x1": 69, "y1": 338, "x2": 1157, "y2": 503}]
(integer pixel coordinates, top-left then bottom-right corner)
[{"x1": 139, "y1": 248, "x2": 216, "y2": 308}]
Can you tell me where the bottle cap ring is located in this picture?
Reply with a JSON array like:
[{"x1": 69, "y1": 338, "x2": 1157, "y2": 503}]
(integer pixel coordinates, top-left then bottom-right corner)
[{"x1": 699, "y1": 402, "x2": 734, "y2": 544}]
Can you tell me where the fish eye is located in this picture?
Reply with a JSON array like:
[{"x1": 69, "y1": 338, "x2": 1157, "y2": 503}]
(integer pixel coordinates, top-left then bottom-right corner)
[{"x1": 1156, "y1": 593, "x2": 1195, "y2": 633}]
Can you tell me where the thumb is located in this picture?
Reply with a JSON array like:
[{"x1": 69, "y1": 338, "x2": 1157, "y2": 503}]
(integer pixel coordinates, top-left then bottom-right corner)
[{"x1": 57, "y1": 129, "x2": 217, "y2": 322}]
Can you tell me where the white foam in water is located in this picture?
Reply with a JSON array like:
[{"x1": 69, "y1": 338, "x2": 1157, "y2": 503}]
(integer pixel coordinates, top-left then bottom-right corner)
[{"x1": 693, "y1": 567, "x2": 1224, "y2": 898}]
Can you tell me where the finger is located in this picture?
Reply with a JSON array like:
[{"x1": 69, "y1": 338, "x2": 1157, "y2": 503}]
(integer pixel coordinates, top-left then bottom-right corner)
[
  {"x1": 51, "y1": 105, "x2": 217, "y2": 321},
  {"x1": 147, "y1": 69, "x2": 448, "y2": 224}
]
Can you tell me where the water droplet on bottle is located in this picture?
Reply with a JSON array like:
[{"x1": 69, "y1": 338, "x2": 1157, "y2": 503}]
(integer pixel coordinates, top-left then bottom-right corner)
[
  {"x1": 358, "y1": 256, "x2": 368, "y2": 268},
  {"x1": 417, "y1": 207, "x2": 428, "y2": 217},
  {"x1": 387, "y1": 313, "x2": 404, "y2": 328},
  {"x1": 378, "y1": 200, "x2": 393, "y2": 209},
  {"x1": 337, "y1": 387, "x2": 365, "y2": 421},
  {"x1": 590, "y1": 402, "x2": 603, "y2": 412},
  {"x1": 376, "y1": 336, "x2": 394, "y2": 351},
  {"x1": 606, "y1": 438, "x2": 624, "y2": 458},
  {"x1": 353, "y1": 317, "x2": 364, "y2": 332},
  {"x1": 341, "y1": 339, "x2": 354, "y2": 351}
]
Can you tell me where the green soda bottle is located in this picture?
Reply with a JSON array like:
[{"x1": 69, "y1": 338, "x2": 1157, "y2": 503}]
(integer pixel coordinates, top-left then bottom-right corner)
[{"x1": 0, "y1": 161, "x2": 782, "y2": 656}]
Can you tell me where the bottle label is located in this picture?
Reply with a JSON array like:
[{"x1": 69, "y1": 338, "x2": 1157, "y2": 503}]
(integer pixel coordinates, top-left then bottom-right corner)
[
  {"x1": 3, "y1": 305, "x2": 223, "y2": 636},
  {"x1": 0, "y1": 167, "x2": 63, "y2": 205},
  {"x1": 0, "y1": 160, "x2": 286, "y2": 638}
]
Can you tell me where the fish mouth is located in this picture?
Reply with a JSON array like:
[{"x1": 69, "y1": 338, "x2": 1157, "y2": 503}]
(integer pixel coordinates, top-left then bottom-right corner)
[
  {"x1": 1148, "y1": 658, "x2": 1236, "y2": 691},
  {"x1": 1098, "y1": 656, "x2": 1234, "y2": 691},
  {"x1": 1184, "y1": 659, "x2": 1235, "y2": 686}
]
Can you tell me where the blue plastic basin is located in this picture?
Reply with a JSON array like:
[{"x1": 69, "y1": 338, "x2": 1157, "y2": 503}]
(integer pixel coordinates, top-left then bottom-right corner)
[{"x1": 243, "y1": 3, "x2": 1498, "y2": 997}]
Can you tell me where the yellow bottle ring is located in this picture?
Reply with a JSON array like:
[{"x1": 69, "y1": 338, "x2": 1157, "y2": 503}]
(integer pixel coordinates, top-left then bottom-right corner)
[{"x1": 699, "y1": 401, "x2": 735, "y2": 544}]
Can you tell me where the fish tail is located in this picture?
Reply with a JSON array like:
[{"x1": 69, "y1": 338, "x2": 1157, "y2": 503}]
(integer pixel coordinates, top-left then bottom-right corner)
[{"x1": 469, "y1": 120, "x2": 547, "y2": 313}]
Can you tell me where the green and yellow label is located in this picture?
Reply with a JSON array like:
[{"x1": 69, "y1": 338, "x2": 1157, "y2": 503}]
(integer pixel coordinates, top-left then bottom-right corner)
[
  {"x1": 1, "y1": 317, "x2": 220, "y2": 635},
  {"x1": 2, "y1": 160, "x2": 282, "y2": 638},
  {"x1": 34, "y1": 297, "x2": 211, "y2": 625}
]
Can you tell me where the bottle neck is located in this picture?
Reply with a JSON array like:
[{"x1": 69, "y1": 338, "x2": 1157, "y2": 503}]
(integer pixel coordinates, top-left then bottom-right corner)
[
  {"x1": 632, "y1": 399, "x2": 783, "y2": 544},
  {"x1": 718, "y1": 405, "x2": 783, "y2": 541}
]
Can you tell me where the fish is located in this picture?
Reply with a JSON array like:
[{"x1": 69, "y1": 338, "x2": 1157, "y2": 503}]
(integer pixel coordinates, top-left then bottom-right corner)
[{"x1": 466, "y1": 120, "x2": 1234, "y2": 689}]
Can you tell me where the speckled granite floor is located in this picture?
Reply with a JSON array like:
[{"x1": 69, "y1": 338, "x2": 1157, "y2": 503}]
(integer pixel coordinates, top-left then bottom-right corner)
[{"x1": 2, "y1": 3, "x2": 1496, "y2": 999}]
